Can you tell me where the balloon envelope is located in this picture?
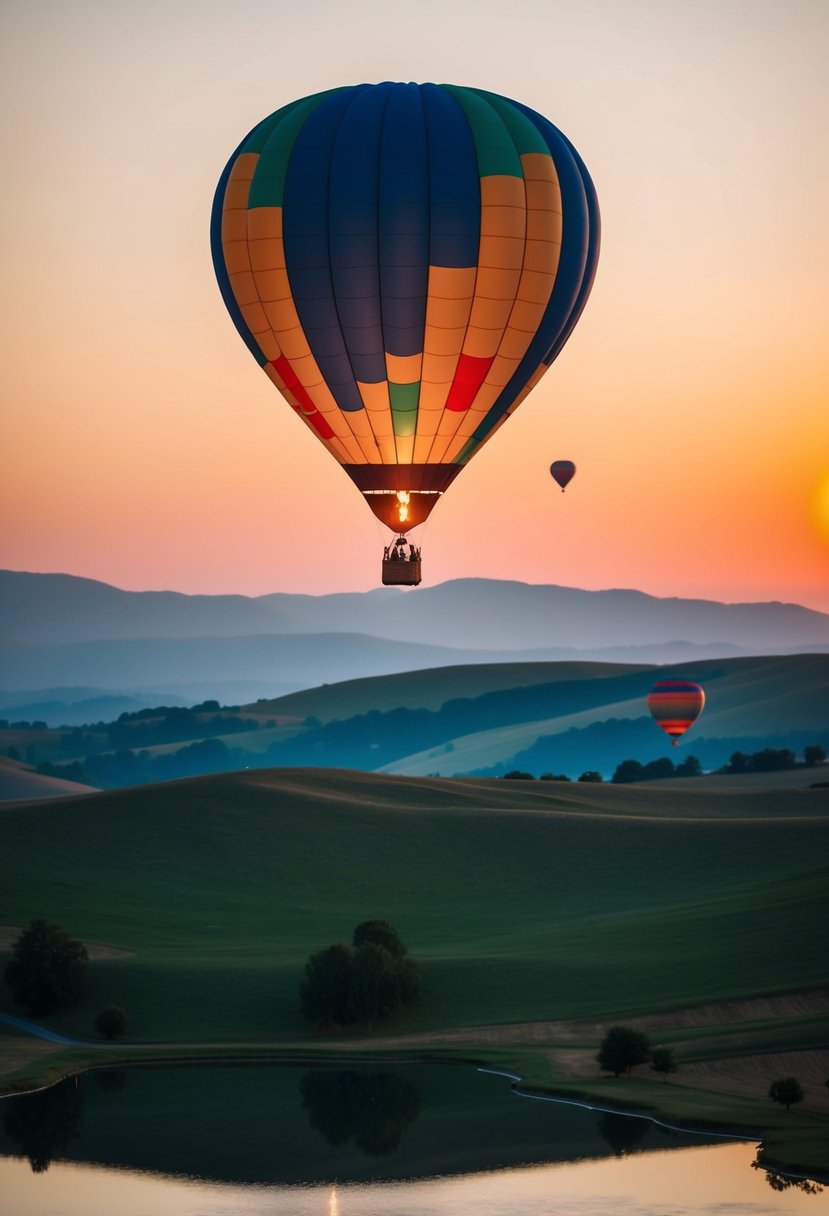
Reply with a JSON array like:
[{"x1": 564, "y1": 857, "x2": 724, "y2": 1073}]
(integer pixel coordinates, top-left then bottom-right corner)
[
  {"x1": 550, "y1": 460, "x2": 576, "y2": 491},
  {"x1": 212, "y1": 82, "x2": 600, "y2": 530},
  {"x1": 647, "y1": 680, "x2": 705, "y2": 745}
]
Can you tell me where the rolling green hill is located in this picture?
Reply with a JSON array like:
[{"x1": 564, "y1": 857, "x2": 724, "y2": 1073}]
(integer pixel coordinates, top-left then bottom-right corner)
[
  {"x1": 4, "y1": 654, "x2": 827, "y2": 789},
  {"x1": 0, "y1": 769, "x2": 826, "y2": 1047}
]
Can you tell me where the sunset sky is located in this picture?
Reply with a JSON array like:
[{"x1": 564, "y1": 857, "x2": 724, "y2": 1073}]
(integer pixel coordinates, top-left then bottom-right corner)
[{"x1": 2, "y1": 0, "x2": 827, "y2": 609}]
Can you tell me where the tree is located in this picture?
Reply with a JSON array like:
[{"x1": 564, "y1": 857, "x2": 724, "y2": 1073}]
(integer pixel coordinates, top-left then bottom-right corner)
[
  {"x1": 300, "y1": 943, "x2": 353, "y2": 1028},
  {"x1": 768, "y1": 1077, "x2": 804, "y2": 1111},
  {"x1": 503, "y1": 770, "x2": 534, "y2": 779},
  {"x1": 804, "y1": 745, "x2": 826, "y2": 767},
  {"x1": 650, "y1": 1047, "x2": 677, "y2": 1080},
  {"x1": 348, "y1": 943, "x2": 403, "y2": 1026},
  {"x1": 642, "y1": 758, "x2": 675, "y2": 780},
  {"x1": 353, "y1": 919, "x2": 407, "y2": 958},
  {"x1": 95, "y1": 1006, "x2": 128, "y2": 1040},
  {"x1": 5, "y1": 920, "x2": 88, "y2": 1016},
  {"x1": 597, "y1": 1026, "x2": 651, "y2": 1076},
  {"x1": 300, "y1": 923, "x2": 421, "y2": 1029},
  {"x1": 578, "y1": 771, "x2": 604, "y2": 783},
  {"x1": 612, "y1": 759, "x2": 644, "y2": 784},
  {"x1": 675, "y1": 755, "x2": 701, "y2": 777}
]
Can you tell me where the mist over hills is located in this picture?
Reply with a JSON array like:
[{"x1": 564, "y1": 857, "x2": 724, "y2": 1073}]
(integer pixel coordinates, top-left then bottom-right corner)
[{"x1": 1, "y1": 571, "x2": 827, "y2": 708}]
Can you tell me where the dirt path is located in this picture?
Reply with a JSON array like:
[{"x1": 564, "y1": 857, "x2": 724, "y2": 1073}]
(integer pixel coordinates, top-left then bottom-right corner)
[{"x1": 359, "y1": 988, "x2": 829, "y2": 1050}]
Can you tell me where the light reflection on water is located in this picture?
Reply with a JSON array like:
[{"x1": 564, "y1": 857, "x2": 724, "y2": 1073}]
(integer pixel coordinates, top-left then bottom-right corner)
[
  {"x1": 0, "y1": 1065, "x2": 824, "y2": 1215},
  {"x1": 0, "y1": 1143, "x2": 823, "y2": 1216}
]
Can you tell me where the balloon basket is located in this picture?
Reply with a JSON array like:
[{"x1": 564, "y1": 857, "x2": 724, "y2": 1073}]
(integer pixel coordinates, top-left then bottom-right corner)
[{"x1": 382, "y1": 537, "x2": 422, "y2": 586}]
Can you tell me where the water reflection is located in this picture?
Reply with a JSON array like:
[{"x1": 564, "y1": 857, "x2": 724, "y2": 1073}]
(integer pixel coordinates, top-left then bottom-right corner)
[
  {"x1": 3, "y1": 1075, "x2": 83, "y2": 1172},
  {"x1": 301, "y1": 1069, "x2": 422, "y2": 1156},
  {"x1": 94, "y1": 1067, "x2": 129, "y2": 1094},
  {"x1": 0, "y1": 1062, "x2": 824, "y2": 1206},
  {"x1": 753, "y1": 1158, "x2": 824, "y2": 1195},
  {"x1": 597, "y1": 1112, "x2": 650, "y2": 1157}
]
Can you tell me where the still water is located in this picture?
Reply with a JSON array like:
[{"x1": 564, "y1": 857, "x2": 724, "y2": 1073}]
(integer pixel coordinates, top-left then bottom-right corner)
[{"x1": 0, "y1": 1065, "x2": 822, "y2": 1215}]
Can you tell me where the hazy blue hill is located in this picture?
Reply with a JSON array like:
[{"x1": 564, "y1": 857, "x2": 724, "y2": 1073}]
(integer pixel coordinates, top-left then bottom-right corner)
[
  {"x1": 3, "y1": 570, "x2": 827, "y2": 653},
  {"x1": 0, "y1": 633, "x2": 479, "y2": 694},
  {"x1": 279, "y1": 578, "x2": 829, "y2": 651}
]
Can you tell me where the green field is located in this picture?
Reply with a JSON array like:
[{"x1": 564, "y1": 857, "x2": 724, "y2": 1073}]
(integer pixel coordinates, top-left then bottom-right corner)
[
  {"x1": 1, "y1": 769, "x2": 826, "y2": 1042},
  {"x1": 1, "y1": 767, "x2": 827, "y2": 1175}
]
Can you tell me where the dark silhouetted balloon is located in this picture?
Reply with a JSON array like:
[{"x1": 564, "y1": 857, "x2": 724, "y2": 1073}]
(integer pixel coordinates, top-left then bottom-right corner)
[{"x1": 550, "y1": 460, "x2": 576, "y2": 491}]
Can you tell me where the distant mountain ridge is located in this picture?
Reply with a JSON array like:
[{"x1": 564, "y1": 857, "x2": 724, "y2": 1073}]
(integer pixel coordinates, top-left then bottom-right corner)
[{"x1": 3, "y1": 569, "x2": 827, "y2": 650}]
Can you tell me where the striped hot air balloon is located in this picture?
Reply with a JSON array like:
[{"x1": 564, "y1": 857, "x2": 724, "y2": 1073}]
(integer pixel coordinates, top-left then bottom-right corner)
[
  {"x1": 647, "y1": 680, "x2": 706, "y2": 746},
  {"x1": 211, "y1": 83, "x2": 599, "y2": 536}
]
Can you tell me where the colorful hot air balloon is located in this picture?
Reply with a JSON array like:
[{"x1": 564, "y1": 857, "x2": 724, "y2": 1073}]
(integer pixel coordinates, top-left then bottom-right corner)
[
  {"x1": 647, "y1": 680, "x2": 705, "y2": 746},
  {"x1": 211, "y1": 82, "x2": 599, "y2": 575},
  {"x1": 550, "y1": 460, "x2": 576, "y2": 491}
]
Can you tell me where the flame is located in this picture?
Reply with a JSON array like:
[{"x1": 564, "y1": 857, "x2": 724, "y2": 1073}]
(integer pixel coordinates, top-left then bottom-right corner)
[
  {"x1": 396, "y1": 490, "x2": 410, "y2": 524},
  {"x1": 329, "y1": 1183, "x2": 340, "y2": 1216}
]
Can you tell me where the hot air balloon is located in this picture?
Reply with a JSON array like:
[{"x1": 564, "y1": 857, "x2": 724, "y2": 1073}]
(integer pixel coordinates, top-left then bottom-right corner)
[
  {"x1": 211, "y1": 83, "x2": 600, "y2": 584},
  {"x1": 647, "y1": 680, "x2": 705, "y2": 746},
  {"x1": 550, "y1": 460, "x2": 576, "y2": 492}
]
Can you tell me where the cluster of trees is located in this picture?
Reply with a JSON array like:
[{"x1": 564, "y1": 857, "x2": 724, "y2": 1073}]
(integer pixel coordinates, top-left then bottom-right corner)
[
  {"x1": 503, "y1": 742, "x2": 827, "y2": 784},
  {"x1": 612, "y1": 755, "x2": 701, "y2": 783},
  {"x1": 502, "y1": 756, "x2": 702, "y2": 783},
  {"x1": 300, "y1": 920, "x2": 422, "y2": 1029},
  {"x1": 721, "y1": 745, "x2": 825, "y2": 774},
  {"x1": 38, "y1": 736, "x2": 246, "y2": 789},
  {"x1": 106, "y1": 706, "x2": 260, "y2": 750}
]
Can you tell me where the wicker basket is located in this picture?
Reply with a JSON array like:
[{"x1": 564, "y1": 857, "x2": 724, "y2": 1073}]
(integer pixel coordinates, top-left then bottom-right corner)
[{"x1": 382, "y1": 559, "x2": 422, "y2": 586}]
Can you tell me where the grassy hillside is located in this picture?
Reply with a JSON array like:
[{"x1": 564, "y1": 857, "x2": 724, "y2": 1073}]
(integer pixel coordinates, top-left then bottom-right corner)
[
  {"x1": 0, "y1": 770, "x2": 826, "y2": 1048},
  {"x1": 0, "y1": 756, "x2": 98, "y2": 801},
  {"x1": 3, "y1": 654, "x2": 828, "y2": 793},
  {"x1": 376, "y1": 654, "x2": 829, "y2": 777},
  {"x1": 250, "y1": 661, "x2": 640, "y2": 723}
]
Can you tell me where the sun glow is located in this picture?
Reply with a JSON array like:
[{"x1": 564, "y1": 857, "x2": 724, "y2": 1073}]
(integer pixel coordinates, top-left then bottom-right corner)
[{"x1": 813, "y1": 472, "x2": 829, "y2": 546}]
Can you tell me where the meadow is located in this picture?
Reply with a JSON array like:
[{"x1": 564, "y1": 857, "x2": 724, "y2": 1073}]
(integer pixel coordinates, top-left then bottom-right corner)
[{"x1": 1, "y1": 767, "x2": 827, "y2": 1174}]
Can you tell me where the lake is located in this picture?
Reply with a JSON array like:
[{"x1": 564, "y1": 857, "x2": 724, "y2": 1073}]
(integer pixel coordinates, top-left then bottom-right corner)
[{"x1": 0, "y1": 1064, "x2": 822, "y2": 1214}]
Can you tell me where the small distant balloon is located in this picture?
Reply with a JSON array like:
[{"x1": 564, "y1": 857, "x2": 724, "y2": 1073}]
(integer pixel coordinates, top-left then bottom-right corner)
[
  {"x1": 647, "y1": 680, "x2": 705, "y2": 746},
  {"x1": 550, "y1": 460, "x2": 576, "y2": 492}
]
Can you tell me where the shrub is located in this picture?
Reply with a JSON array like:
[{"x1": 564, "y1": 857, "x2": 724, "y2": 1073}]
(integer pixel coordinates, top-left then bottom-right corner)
[{"x1": 95, "y1": 1006, "x2": 128, "y2": 1040}]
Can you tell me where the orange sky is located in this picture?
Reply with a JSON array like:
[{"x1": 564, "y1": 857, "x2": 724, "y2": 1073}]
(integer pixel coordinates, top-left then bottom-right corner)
[{"x1": 2, "y1": 0, "x2": 827, "y2": 610}]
